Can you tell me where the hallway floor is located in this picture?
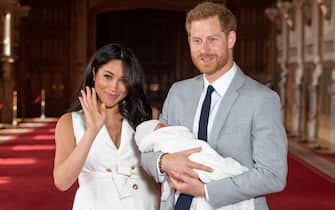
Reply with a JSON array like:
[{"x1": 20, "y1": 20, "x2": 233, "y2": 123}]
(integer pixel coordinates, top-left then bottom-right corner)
[{"x1": 0, "y1": 118, "x2": 334, "y2": 210}]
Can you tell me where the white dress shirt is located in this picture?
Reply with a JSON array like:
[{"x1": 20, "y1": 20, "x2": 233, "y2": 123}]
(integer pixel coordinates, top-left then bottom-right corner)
[{"x1": 190, "y1": 63, "x2": 237, "y2": 210}]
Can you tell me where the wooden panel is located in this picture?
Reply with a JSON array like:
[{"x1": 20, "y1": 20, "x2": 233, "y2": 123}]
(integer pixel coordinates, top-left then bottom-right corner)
[
  {"x1": 18, "y1": 0, "x2": 70, "y2": 117},
  {"x1": 229, "y1": 5, "x2": 272, "y2": 84},
  {"x1": 96, "y1": 9, "x2": 188, "y2": 108}
]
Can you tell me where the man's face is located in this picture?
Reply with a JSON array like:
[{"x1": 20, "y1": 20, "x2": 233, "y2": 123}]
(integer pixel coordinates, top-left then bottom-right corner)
[{"x1": 188, "y1": 16, "x2": 235, "y2": 82}]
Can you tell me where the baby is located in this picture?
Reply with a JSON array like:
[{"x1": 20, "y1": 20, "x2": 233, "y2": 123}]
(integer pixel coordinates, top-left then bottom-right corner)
[{"x1": 135, "y1": 120, "x2": 254, "y2": 210}]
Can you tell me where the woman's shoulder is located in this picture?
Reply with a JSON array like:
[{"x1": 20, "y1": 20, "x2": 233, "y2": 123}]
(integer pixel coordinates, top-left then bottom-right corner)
[
  {"x1": 61, "y1": 111, "x2": 86, "y2": 128},
  {"x1": 56, "y1": 113, "x2": 73, "y2": 132},
  {"x1": 54, "y1": 112, "x2": 76, "y2": 143}
]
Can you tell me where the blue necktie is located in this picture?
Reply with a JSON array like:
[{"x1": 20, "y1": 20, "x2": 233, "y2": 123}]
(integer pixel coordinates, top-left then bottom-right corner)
[{"x1": 174, "y1": 85, "x2": 215, "y2": 210}]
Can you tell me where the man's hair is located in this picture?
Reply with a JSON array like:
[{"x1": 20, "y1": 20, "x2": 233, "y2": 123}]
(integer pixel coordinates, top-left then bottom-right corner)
[{"x1": 185, "y1": 1, "x2": 237, "y2": 34}]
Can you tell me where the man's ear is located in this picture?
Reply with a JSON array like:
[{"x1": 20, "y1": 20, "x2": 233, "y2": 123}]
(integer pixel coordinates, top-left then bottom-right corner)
[{"x1": 228, "y1": 31, "x2": 236, "y2": 49}]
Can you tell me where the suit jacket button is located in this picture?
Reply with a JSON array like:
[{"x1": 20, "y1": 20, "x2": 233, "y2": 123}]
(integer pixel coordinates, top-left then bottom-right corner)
[
  {"x1": 132, "y1": 184, "x2": 138, "y2": 190},
  {"x1": 105, "y1": 168, "x2": 112, "y2": 173}
]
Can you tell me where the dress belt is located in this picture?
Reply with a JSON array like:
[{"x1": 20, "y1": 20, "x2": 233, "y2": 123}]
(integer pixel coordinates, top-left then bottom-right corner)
[{"x1": 79, "y1": 163, "x2": 140, "y2": 199}]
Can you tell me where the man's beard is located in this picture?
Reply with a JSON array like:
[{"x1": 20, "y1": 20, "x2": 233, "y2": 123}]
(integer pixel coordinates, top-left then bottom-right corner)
[{"x1": 192, "y1": 53, "x2": 228, "y2": 74}]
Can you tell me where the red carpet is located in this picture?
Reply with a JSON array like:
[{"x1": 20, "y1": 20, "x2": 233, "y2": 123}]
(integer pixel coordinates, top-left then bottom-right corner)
[
  {"x1": 0, "y1": 121, "x2": 77, "y2": 210},
  {"x1": 322, "y1": 154, "x2": 335, "y2": 164},
  {"x1": 268, "y1": 153, "x2": 335, "y2": 210},
  {"x1": 0, "y1": 120, "x2": 335, "y2": 210}
]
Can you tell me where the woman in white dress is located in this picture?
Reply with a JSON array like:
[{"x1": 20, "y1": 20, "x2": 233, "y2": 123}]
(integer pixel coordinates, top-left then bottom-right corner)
[{"x1": 53, "y1": 43, "x2": 159, "y2": 210}]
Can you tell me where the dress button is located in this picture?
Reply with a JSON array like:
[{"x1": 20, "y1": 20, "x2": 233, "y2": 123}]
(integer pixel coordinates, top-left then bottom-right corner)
[
  {"x1": 132, "y1": 184, "x2": 138, "y2": 190},
  {"x1": 105, "y1": 168, "x2": 112, "y2": 173},
  {"x1": 131, "y1": 166, "x2": 135, "y2": 170}
]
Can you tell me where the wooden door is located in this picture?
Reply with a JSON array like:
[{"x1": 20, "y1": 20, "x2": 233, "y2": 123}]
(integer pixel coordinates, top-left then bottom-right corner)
[
  {"x1": 18, "y1": 0, "x2": 70, "y2": 118},
  {"x1": 96, "y1": 9, "x2": 190, "y2": 109}
]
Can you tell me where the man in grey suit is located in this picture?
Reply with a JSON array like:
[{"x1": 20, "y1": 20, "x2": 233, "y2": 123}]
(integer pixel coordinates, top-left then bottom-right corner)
[{"x1": 142, "y1": 2, "x2": 288, "y2": 210}]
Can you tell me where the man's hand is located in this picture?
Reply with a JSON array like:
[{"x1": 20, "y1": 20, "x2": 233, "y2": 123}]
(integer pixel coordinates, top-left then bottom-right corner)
[
  {"x1": 169, "y1": 175, "x2": 205, "y2": 197},
  {"x1": 161, "y1": 147, "x2": 212, "y2": 179},
  {"x1": 160, "y1": 147, "x2": 212, "y2": 196}
]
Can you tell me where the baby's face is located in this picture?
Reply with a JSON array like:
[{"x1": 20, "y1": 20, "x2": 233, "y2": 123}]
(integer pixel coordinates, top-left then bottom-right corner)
[{"x1": 154, "y1": 123, "x2": 167, "y2": 131}]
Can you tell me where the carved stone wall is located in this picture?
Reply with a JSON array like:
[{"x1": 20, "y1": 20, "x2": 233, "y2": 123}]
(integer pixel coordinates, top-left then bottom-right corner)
[{"x1": 270, "y1": 0, "x2": 335, "y2": 150}]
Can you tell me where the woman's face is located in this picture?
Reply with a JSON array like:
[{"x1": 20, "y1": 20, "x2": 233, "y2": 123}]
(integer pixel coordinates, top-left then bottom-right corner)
[{"x1": 94, "y1": 59, "x2": 128, "y2": 108}]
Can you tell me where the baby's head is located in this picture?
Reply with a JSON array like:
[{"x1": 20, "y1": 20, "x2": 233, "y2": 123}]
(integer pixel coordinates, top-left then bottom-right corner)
[
  {"x1": 135, "y1": 120, "x2": 167, "y2": 143},
  {"x1": 154, "y1": 122, "x2": 167, "y2": 131}
]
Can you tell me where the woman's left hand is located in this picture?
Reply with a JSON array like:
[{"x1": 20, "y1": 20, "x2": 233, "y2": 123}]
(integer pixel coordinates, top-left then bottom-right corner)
[{"x1": 79, "y1": 86, "x2": 106, "y2": 135}]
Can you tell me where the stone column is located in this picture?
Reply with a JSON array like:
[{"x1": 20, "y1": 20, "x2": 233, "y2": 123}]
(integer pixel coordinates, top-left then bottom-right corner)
[
  {"x1": 277, "y1": 1, "x2": 293, "y2": 122},
  {"x1": 329, "y1": 69, "x2": 335, "y2": 151},
  {"x1": 307, "y1": 59, "x2": 322, "y2": 142},
  {"x1": 293, "y1": 61, "x2": 303, "y2": 135},
  {"x1": 307, "y1": 1, "x2": 322, "y2": 143},
  {"x1": 292, "y1": 0, "x2": 305, "y2": 136}
]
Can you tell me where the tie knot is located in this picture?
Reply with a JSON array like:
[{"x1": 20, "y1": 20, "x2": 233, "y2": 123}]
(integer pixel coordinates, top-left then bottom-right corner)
[{"x1": 206, "y1": 85, "x2": 215, "y2": 95}]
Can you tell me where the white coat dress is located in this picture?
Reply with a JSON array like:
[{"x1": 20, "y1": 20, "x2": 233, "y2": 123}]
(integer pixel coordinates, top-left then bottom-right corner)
[{"x1": 71, "y1": 111, "x2": 159, "y2": 210}]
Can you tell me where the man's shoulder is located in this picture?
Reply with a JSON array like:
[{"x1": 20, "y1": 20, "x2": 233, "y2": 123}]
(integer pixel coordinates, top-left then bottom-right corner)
[
  {"x1": 170, "y1": 75, "x2": 202, "y2": 90},
  {"x1": 241, "y1": 74, "x2": 278, "y2": 99}
]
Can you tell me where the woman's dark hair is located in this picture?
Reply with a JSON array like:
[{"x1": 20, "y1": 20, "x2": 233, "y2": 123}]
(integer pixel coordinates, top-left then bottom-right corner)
[{"x1": 68, "y1": 43, "x2": 152, "y2": 128}]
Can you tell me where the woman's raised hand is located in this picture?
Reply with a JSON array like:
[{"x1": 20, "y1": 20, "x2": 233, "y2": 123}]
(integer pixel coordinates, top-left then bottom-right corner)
[{"x1": 79, "y1": 86, "x2": 106, "y2": 134}]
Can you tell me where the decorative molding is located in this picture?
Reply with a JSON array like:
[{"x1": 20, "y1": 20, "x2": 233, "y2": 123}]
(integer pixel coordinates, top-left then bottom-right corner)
[
  {"x1": 265, "y1": 7, "x2": 282, "y2": 33},
  {"x1": 288, "y1": 3, "x2": 298, "y2": 49},
  {"x1": 277, "y1": 1, "x2": 295, "y2": 30},
  {"x1": 303, "y1": 0, "x2": 313, "y2": 26},
  {"x1": 317, "y1": 0, "x2": 332, "y2": 20},
  {"x1": 312, "y1": 59, "x2": 322, "y2": 86},
  {"x1": 307, "y1": 61, "x2": 322, "y2": 142}
]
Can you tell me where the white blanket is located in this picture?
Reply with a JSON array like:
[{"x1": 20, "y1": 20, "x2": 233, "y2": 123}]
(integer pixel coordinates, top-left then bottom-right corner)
[{"x1": 135, "y1": 120, "x2": 254, "y2": 210}]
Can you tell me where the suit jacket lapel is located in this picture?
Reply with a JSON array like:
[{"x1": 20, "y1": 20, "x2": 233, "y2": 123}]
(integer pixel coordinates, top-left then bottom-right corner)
[
  {"x1": 209, "y1": 67, "x2": 246, "y2": 148},
  {"x1": 184, "y1": 75, "x2": 203, "y2": 130}
]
